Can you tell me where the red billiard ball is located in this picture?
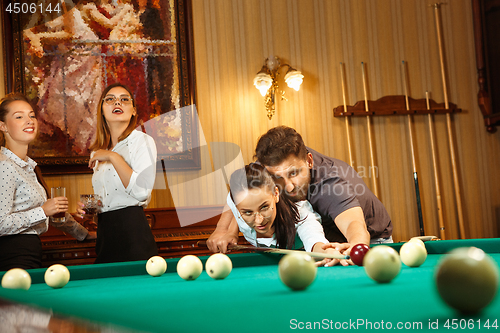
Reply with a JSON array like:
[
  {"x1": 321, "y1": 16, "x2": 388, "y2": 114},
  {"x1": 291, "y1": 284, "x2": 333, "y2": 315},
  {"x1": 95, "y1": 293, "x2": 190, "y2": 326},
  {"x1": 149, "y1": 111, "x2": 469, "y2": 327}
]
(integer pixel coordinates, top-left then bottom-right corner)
[{"x1": 350, "y1": 244, "x2": 370, "y2": 266}]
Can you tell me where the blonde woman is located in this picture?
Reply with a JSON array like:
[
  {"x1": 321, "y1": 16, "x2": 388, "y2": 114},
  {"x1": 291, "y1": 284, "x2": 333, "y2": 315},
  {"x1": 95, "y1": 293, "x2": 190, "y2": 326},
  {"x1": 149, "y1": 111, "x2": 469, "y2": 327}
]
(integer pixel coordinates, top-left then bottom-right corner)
[
  {"x1": 85, "y1": 83, "x2": 158, "y2": 263},
  {"x1": 0, "y1": 93, "x2": 93, "y2": 271}
]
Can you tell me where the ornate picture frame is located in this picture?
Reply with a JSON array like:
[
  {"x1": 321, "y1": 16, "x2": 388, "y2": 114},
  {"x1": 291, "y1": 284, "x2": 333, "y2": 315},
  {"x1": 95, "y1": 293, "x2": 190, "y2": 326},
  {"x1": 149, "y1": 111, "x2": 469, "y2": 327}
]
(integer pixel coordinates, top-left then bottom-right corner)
[{"x1": 1, "y1": 0, "x2": 199, "y2": 174}]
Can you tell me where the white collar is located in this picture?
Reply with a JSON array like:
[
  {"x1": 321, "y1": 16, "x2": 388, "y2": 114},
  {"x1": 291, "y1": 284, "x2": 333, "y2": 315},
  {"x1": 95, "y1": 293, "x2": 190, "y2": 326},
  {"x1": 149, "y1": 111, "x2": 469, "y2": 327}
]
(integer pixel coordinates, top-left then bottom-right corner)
[{"x1": 1, "y1": 146, "x2": 37, "y2": 169}]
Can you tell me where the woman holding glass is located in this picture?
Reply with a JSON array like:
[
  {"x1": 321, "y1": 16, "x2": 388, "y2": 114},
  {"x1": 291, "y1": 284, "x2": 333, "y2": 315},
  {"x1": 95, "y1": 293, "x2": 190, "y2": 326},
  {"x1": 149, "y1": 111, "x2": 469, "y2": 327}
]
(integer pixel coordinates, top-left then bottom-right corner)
[
  {"x1": 0, "y1": 93, "x2": 94, "y2": 271},
  {"x1": 85, "y1": 83, "x2": 158, "y2": 264}
]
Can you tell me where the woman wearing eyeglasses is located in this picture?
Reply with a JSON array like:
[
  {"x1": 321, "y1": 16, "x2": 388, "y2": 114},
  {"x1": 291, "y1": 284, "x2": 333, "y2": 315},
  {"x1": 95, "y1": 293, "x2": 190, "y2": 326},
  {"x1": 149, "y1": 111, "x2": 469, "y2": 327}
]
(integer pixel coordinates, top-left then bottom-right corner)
[
  {"x1": 227, "y1": 163, "x2": 340, "y2": 266},
  {"x1": 85, "y1": 83, "x2": 158, "y2": 264}
]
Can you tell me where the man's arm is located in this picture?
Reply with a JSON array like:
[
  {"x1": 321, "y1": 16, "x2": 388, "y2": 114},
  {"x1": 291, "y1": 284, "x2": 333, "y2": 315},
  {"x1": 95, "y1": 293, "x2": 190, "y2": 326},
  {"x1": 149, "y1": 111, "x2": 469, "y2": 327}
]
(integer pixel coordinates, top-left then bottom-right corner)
[
  {"x1": 319, "y1": 207, "x2": 370, "y2": 266},
  {"x1": 206, "y1": 207, "x2": 239, "y2": 253},
  {"x1": 335, "y1": 206, "x2": 370, "y2": 247}
]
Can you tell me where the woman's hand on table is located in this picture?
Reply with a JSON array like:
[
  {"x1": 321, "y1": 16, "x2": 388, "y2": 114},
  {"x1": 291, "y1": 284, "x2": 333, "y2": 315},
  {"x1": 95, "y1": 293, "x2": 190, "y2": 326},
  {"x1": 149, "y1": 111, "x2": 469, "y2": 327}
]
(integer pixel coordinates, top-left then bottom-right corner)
[{"x1": 206, "y1": 232, "x2": 238, "y2": 254}]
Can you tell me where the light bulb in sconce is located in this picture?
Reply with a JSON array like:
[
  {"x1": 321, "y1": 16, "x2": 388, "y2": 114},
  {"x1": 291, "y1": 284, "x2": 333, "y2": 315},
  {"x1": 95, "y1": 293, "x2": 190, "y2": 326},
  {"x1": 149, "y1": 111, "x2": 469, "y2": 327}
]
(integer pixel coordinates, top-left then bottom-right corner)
[
  {"x1": 284, "y1": 69, "x2": 304, "y2": 91},
  {"x1": 253, "y1": 67, "x2": 273, "y2": 97}
]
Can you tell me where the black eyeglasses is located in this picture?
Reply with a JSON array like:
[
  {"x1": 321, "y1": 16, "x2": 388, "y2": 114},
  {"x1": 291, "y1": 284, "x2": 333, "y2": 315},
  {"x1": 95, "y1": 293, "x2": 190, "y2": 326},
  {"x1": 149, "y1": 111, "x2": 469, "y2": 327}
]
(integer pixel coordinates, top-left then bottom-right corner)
[
  {"x1": 103, "y1": 95, "x2": 133, "y2": 105},
  {"x1": 240, "y1": 206, "x2": 274, "y2": 222}
]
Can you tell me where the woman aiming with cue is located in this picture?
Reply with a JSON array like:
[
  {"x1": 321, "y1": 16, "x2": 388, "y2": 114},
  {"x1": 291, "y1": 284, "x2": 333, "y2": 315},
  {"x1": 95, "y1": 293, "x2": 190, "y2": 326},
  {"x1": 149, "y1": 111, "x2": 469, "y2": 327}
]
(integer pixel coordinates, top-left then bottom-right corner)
[{"x1": 210, "y1": 163, "x2": 350, "y2": 266}]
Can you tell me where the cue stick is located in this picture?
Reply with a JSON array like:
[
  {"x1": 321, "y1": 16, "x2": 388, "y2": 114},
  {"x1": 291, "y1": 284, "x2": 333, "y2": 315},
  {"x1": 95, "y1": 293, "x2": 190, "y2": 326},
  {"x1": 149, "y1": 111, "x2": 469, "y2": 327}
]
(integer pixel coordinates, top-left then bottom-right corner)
[
  {"x1": 340, "y1": 62, "x2": 355, "y2": 167},
  {"x1": 361, "y1": 62, "x2": 379, "y2": 198},
  {"x1": 432, "y1": 3, "x2": 465, "y2": 238},
  {"x1": 402, "y1": 61, "x2": 425, "y2": 237},
  {"x1": 197, "y1": 241, "x2": 350, "y2": 260},
  {"x1": 426, "y1": 91, "x2": 446, "y2": 240}
]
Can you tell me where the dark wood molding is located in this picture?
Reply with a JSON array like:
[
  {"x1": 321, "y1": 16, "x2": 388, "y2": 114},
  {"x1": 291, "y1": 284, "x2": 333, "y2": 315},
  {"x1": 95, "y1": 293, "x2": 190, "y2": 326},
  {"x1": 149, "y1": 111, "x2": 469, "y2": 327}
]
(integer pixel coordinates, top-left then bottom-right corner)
[{"x1": 40, "y1": 205, "x2": 248, "y2": 267}]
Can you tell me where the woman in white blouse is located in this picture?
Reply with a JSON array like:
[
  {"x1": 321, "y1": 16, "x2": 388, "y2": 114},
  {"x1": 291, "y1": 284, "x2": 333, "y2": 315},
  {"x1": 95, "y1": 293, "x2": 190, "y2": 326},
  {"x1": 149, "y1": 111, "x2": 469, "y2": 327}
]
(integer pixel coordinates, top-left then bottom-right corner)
[
  {"x1": 224, "y1": 163, "x2": 341, "y2": 266},
  {"x1": 0, "y1": 93, "x2": 93, "y2": 271},
  {"x1": 85, "y1": 83, "x2": 158, "y2": 264}
]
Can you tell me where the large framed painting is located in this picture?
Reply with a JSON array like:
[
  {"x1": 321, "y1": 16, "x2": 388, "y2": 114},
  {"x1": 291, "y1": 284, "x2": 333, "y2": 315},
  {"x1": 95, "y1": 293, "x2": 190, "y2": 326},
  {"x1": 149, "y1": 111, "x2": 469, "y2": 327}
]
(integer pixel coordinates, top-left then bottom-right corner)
[{"x1": 1, "y1": 0, "x2": 199, "y2": 174}]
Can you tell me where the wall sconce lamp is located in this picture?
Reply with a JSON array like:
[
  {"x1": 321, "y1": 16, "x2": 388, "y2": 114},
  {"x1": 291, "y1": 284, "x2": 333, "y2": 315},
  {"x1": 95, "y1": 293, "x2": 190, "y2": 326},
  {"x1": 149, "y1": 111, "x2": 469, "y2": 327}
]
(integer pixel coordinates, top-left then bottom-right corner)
[{"x1": 253, "y1": 56, "x2": 304, "y2": 119}]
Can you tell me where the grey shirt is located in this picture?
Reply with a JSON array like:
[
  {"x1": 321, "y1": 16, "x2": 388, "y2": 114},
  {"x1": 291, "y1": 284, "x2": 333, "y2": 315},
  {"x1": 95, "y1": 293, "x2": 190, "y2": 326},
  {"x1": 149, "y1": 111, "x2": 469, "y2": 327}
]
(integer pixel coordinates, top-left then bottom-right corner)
[{"x1": 307, "y1": 148, "x2": 392, "y2": 242}]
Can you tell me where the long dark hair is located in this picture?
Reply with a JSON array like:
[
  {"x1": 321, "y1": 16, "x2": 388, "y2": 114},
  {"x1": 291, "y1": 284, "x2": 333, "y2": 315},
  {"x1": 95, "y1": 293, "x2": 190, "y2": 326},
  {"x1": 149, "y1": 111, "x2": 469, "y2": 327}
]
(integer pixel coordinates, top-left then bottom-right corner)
[{"x1": 229, "y1": 163, "x2": 299, "y2": 249}]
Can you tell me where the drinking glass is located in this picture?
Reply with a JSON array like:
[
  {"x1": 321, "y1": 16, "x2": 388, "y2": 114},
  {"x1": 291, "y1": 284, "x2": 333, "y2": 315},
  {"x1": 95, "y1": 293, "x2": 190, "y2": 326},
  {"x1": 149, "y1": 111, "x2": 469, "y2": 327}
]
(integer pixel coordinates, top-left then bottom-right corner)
[
  {"x1": 80, "y1": 194, "x2": 102, "y2": 222},
  {"x1": 50, "y1": 187, "x2": 66, "y2": 223}
]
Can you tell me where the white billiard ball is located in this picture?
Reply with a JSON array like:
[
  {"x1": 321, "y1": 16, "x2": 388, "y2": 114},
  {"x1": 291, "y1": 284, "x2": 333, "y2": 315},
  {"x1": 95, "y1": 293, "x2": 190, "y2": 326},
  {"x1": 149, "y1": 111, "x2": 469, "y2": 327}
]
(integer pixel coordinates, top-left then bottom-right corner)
[
  {"x1": 177, "y1": 255, "x2": 203, "y2": 280},
  {"x1": 205, "y1": 253, "x2": 232, "y2": 280},
  {"x1": 400, "y1": 241, "x2": 427, "y2": 267},
  {"x1": 146, "y1": 256, "x2": 167, "y2": 277},
  {"x1": 408, "y1": 237, "x2": 426, "y2": 250},
  {"x1": 364, "y1": 245, "x2": 401, "y2": 283},
  {"x1": 1, "y1": 268, "x2": 31, "y2": 290},
  {"x1": 436, "y1": 247, "x2": 499, "y2": 314},
  {"x1": 279, "y1": 252, "x2": 317, "y2": 291},
  {"x1": 44, "y1": 264, "x2": 70, "y2": 288}
]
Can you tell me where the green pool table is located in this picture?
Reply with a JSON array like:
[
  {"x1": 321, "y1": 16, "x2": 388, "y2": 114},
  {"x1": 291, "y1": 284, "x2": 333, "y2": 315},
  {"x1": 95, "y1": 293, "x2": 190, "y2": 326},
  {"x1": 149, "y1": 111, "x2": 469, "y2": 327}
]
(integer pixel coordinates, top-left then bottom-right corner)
[{"x1": 0, "y1": 238, "x2": 499, "y2": 333}]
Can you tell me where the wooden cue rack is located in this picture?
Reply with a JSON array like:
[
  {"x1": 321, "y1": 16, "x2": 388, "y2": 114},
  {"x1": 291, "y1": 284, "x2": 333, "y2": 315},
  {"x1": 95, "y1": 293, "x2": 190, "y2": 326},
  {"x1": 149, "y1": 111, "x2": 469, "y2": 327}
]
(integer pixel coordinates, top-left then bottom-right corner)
[
  {"x1": 333, "y1": 94, "x2": 462, "y2": 240},
  {"x1": 333, "y1": 95, "x2": 461, "y2": 117}
]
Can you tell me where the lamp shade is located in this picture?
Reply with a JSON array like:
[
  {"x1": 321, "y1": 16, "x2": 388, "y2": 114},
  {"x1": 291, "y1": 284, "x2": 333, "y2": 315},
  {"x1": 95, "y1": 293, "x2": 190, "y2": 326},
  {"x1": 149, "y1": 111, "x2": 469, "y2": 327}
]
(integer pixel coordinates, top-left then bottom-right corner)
[
  {"x1": 284, "y1": 70, "x2": 304, "y2": 91},
  {"x1": 253, "y1": 72, "x2": 273, "y2": 96}
]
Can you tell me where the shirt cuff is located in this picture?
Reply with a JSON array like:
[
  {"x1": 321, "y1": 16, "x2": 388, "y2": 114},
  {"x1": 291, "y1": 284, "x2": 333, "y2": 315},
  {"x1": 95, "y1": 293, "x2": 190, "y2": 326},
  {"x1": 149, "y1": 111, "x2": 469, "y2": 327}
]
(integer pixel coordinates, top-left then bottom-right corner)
[
  {"x1": 31, "y1": 207, "x2": 47, "y2": 223},
  {"x1": 125, "y1": 171, "x2": 139, "y2": 194},
  {"x1": 50, "y1": 214, "x2": 89, "y2": 241}
]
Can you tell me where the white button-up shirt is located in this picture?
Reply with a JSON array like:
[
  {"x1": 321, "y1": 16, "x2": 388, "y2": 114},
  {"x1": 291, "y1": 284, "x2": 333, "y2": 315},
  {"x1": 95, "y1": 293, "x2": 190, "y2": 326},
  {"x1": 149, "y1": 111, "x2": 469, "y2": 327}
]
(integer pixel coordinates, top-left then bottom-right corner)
[
  {"x1": 92, "y1": 130, "x2": 157, "y2": 213},
  {"x1": 227, "y1": 194, "x2": 329, "y2": 252},
  {"x1": 0, "y1": 147, "x2": 87, "y2": 240}
]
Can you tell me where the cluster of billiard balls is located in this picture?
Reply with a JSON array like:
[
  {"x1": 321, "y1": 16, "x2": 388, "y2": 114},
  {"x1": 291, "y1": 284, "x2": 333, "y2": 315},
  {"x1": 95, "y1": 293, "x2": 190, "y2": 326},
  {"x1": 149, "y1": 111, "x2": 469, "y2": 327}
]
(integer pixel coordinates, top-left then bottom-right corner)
[
  {"x1": 277, "y1": 239, "x2": 499, "y2": 315},
  {"x1": 277, "y1": 239, "x2": 428, "y2": 292},
  {"x1": 2, "y1": 242, "x2": 498, "y2": 315},
  {"x1": 0, "y1": 253, "x2": 235, "y2": 291},
  {"x1": 146, "y1": 253, "x2": 233, "y2": 281},
  {"x1": 1, "y1": 264, "x2": 71, "y2": 290}
]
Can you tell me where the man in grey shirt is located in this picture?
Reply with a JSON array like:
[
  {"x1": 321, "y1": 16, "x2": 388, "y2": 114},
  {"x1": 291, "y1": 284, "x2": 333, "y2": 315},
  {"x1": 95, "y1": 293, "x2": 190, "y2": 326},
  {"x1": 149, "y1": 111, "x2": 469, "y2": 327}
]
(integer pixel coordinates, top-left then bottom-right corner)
[{"x1": 208, "y1": 126, "x2": 392, "y2": 266}]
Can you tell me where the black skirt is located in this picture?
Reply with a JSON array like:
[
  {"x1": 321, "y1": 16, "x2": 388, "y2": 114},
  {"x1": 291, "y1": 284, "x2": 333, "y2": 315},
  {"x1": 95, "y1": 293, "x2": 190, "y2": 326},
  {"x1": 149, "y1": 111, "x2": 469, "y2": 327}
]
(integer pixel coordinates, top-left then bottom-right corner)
[
  {"x1": 0, "y1": 234, "x2": 42, "y2": 271},
  {"x1": 95, "y1": 206, "x2": 158, "y2": 264}
]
